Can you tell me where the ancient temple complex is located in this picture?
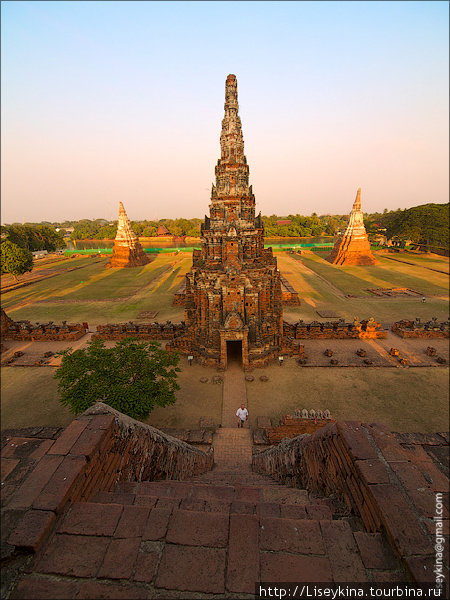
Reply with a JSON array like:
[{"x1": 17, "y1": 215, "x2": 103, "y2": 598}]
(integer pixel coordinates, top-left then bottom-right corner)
[
  {"x1": 107, "y1": 202, "x2": 150, "y2": 268},
  {"x1": 326, "y1": 188, "x2": 379, "y2": 266},
  {"x1": 169, "y1": 75, "x2": 286, "y2": 369}
]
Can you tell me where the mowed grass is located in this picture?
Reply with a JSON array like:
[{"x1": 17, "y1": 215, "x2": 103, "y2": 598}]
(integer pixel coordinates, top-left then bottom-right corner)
[
  {"x1": 53, "y1": 260, "x2": 169, "y2": 300},
  {"x1": 2, "y1": 364, "x2": 448, "y2": 433},
  {"x1": 277, "y1": 251, "x2": 450, "y2": 323},
  {"x1": 3, "y1": 253, "x2": 191, "y2": 324},
  {"x1": 246, "y1": 364, "x2": 450, "y2": 433},
  {"x1": 300, "y1": 252, "x2": 448, "y2": 297},
  {"x1": 1, "y1": 365, "x2": 221, "y2": 431}
]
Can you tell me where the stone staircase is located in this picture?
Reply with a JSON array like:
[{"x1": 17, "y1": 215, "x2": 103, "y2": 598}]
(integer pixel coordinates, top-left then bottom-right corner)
[{"x1": 12, "y1": 449, "x2": 407, "y2": 599}]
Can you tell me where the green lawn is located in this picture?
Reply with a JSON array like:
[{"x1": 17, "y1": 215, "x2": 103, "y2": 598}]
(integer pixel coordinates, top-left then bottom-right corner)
[
  {"x1": 246, "y1": 364, "x2": 450, "y2": 433},
  {"x1": 300, "y1": 253, "x2": 448, "y2": 297},
  {"x1": 277, "y1": 251, "x2": 449, "y2": 323},
  {"x1": 1, "y1": 364, "x2": 222, "y2": 431},
  {"x1": 2, "y1": 364, "x2": 448, "y2": 433},
  {"x1": 3, "y1": 254, "x2": 190, "y2": 324}
]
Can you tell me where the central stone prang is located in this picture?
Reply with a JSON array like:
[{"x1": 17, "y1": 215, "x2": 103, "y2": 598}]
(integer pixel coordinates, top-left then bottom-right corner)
[{"x1": 168, "y1": 74, "x2": 298, "y2": 369}]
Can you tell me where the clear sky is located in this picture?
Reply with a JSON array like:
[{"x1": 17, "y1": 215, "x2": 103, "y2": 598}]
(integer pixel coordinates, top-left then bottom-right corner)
[{"x1": 1, "y1": 0, "x2": 448, "y2": 223}]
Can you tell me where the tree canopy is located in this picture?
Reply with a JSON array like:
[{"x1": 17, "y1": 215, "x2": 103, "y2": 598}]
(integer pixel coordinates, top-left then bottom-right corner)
[
  {"x1": 1, "y1": 240, "x2": 34, "y2": 280},
  {"x1": 54, "y1": 338, "x2": 180, "y2": 420},
  {"x1": 1, "y1": 224, "x2": 65, "y2": 252},
  {"x1": 379, "y1": 203, "x2": 449, "y2": 249}
]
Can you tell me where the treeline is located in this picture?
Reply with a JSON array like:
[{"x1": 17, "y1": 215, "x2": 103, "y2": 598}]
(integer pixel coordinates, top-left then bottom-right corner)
[
  {"x1": 66, "y1": 218, "x2": 203, "y2": 240},
  {"x1": 2, "y1": 203, "x2": 448, "y2": 248},
  {"x1": 262, "y1": 214, "x2": 346, "y2": 237},
  {"x1": 1, "y1": 224, "x2": 65, "y2": 252},
  {"x1": 365, "y1": 203, "x2": 449, "y2": 249}
]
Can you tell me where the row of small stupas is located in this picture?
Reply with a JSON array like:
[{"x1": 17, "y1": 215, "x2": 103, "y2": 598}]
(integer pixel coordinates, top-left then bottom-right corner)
[{"x1": 109, "y1": 188, "x2": 377, "y2": 268}]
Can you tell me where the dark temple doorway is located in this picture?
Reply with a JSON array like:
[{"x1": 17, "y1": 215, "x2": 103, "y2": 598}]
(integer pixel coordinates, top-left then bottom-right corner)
[{"x1": 226, "y1": 340, "x2": 242, "y2": 366}]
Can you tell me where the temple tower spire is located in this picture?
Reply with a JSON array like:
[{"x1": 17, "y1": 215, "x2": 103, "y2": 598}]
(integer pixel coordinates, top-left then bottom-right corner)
[
  {"x1": 107, "y1": 201, "x2": 150, "y2": 268},
  {"x1": 326, "y1": 188, "x2": 379, "y2": 266},
  {"x1": 168, "y1": 74, "x2": 288, "y2": 370}
]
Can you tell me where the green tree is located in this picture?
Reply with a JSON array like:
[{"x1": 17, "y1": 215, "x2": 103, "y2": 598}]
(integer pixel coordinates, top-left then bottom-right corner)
[
  {"x1": 1, "y1": 240, "x2": 33, "y2": 280},
  {"x1": 54, "y1": 338, "x2": 180, "y2": 420},
  {"x1": 2, "y1": 224, "x2": 64, "y2": 251}
]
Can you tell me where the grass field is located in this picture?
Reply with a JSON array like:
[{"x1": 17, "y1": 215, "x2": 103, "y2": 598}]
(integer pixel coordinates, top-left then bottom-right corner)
[
  {"x1": 1, "y1": 248, "x2": 448, "y2": 434},
  {"x1": 277, "y1": 251, "x2": 449, "y2": 323},
  {"x1": 1, "y1": 364, "x2": 447, "y2": 433},
  {"x1": 2, "y1": 253, "x2": 189, "y2": 324},
  {"x1": 1, "y1": 365, "x2": 222, "y2": 431},
  {"x1": 246, "y1": 363, "x2": 449, "y2": 433}
]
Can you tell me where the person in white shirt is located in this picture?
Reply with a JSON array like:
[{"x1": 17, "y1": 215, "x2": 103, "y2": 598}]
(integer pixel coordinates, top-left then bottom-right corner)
[{"x1": 236, "y1": 403, "x2": 248, "y2": 428}]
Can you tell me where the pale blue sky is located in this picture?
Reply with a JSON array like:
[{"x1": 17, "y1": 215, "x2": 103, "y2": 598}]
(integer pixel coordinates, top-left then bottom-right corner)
[{"x1": 1, "y1": 1, "x2": 448, "y2": 223}]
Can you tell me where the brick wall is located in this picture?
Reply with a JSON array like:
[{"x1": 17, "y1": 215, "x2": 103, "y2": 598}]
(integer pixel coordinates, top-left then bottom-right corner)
[
  {"x1": 283, "y1": 320, "x2": 388, "y2": 339},
  {"x1": 392, "y1": 320, "x2": 449, "y2": 339},
  {"x1": 265, "y1": 416, "x2": 335, "y2": 444},
  {"x1": 252, "y1": 421, "x2": 449, "y2": 583},
  {"x1": 93, "y1": 322, "x2": 186, "y2": 341},
  {"x1": 6, "y1": 403, "x2": 213, "y2": 554},
  {"x1": 3, "y1": 322, "x2": 86, "y2": 342}
]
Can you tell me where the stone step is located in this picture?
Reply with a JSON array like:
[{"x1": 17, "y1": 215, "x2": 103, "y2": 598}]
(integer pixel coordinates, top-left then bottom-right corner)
[
  {"x1": 20, "y1": 499, "x2": 404, "y2": 597},
  {"x1": 91, "y1": 481, "x2": 335, "y2": 519}
]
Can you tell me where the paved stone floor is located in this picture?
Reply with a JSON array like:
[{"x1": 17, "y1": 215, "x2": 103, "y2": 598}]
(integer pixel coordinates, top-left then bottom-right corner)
[{"x1": 221, "y1": 360, "x2": 248, "y2": 427}]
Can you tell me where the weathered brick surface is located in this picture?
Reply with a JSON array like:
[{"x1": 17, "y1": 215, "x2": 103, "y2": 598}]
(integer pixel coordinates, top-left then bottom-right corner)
[
  {"x1": 77, "y1": 581, "x2": 148, "y2": 599},
  {"x1": 253, "y1": 419, "x2": 448, "y2": 583},
  {"x1": 155, "y1": 544, "x2": 226, "y2": 593},
  {"x1": 369, "y1": 484, "x2": 433, "y2": 557},
  {"x1": 305, "y1": 504, "x2": 333, "y2": 520},
  {"x1": 404, "y1": 555, "x2": 438, "y2": 583},
  {"x1": 47, "y1": 420, "x2": 89, "y2": 455},
  {"x1": 230, "y1": 500, "x2": 255, "y2": 514},
  {"x1": 321, "y1": 520, "x2": 367, "y2": 581},
  {"x1": 227, "y1": 513, "x2": 259, "y2": 593},
  {"x1": 142, "y1": 507, "x2": 171, "y2": 540},
  {"x1": 260, "y1": 517, "x2": 325, "y2": 554},
  {"x1": 337, "y1": 421, "x2": 377, "y2": 460},
  {"x1": 35, "y1": 534, "x2": 110, "y2": 577},
  {"x1": 279, "y1": 504, "x2": 307, "y2": 519},
  {"x1": 133, "y1": 550, "x2": 159, "y2": 583},
  {"x1": 70, "y1": 426, "x2": 110, "y2": 459},
  {"x1": 10, "y1": 577, "x2": 79, "y2": 599},
  {"x1": 1, "y1": 458, "x2": 20, "y2": 482},
  {"x1": 166, "y1": 509, "x2": 229, "y2": 547},
  {"x1": 8, "y1": 509, "x2": 56, "y2": 551},
  {"x1": 58, "y1": 502, "x2": 122, "y2": 536},
  {"x1": 260, "y1": 552, "x2": 333, "y2": 582},
  {"x1": 114, "y1": 505, "x2": 150, "y2": 538},
  {"x1": 353, "y1": 531, "x2": 398, "y2": 570},
  {"x1": 355, "y1": 459, "x2": 390, "y2": 484},
  {"x1": 7, "y1": 455, "x2": 64, "y2": 509},
  {"x1": 98, "y1": 537, "x2": 141, "y2": 579},
  {"x1": 32, "y1": 455, "x2": 87, "y2": 512}
]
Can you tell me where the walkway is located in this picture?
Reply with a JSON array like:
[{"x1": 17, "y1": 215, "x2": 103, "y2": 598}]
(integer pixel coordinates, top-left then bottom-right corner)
[{"x1": 221, "y1": 360, "x2": 247, "y2": 427}]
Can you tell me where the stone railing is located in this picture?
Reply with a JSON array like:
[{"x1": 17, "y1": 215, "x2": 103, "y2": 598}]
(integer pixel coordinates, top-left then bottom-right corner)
[
  {"x1": 3, "y1": 321, "x2": 87, "y2": 341},
  {"x1": 93, "y1": 321, "x2": 186, "y2": 340},
  {"x1": 392, "y1": 319, "x2": 449, "y2": 338},
  {"x1": 252, "y1": 420, "x2": 449, "y2": 583},
  {"x1": 283, "y1": 319, "x2": 387, "y2": 339},
  {"x1": 6, "y1": 403, "x2": 213, "y2": 553}
]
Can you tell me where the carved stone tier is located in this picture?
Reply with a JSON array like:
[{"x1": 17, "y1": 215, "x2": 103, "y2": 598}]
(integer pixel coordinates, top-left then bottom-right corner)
[
  {"x1": 108, "y1": 202, "x2": 150, "y2": 268},
  {"x1": 326, "y1": 189, "x2": 379, "y2": 266}
]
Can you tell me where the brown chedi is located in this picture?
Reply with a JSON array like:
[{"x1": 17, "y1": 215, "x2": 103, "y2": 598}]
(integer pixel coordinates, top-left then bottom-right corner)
[
  {"x1": 169, "y1": 74, "x2": 285, "y2": 369},
  {"x1": 107, "y1": 202, "x2": 150, "y2": 268},
  {"x1": 326, "y1": 188, "x2": 379, "y2": 266}
]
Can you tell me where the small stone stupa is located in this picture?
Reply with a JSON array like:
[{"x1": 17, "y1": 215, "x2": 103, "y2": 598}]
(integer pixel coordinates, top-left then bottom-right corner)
[
  {"x1": 326, "y1": 188, "x2": 379, "y2": 266},
  {"x1": 107, "y1": 202, "x2": 150, "y2": 268}
]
